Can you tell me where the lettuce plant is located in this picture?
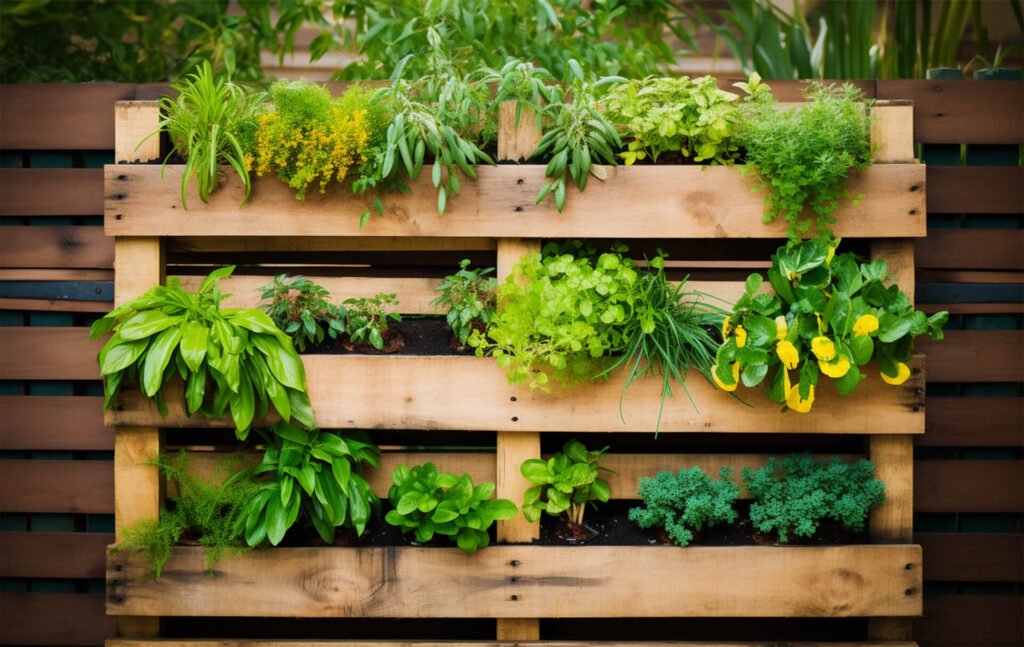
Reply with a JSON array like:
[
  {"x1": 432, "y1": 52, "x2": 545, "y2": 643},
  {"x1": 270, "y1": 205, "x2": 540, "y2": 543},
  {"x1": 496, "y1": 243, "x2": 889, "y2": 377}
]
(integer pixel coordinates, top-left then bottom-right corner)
[
  {"x1": 520, "y1": 440, "x2": 611, "y2": 529},
  {"x1": 629, "y1": 467, "x2": 739, "y2": 546}
]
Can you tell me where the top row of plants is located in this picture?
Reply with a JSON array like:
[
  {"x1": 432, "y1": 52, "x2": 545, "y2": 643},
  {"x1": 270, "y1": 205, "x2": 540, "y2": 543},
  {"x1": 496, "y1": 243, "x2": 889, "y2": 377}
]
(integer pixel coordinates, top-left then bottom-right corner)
[{"x1": 158, "y1": 53, "x2": 874, "y2": 242}]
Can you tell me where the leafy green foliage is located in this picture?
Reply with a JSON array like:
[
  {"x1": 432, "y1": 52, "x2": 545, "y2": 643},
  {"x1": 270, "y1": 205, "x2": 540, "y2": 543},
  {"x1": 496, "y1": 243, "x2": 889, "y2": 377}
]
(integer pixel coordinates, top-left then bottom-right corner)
[
  {"x1": 90, "y1": 266, "x2": 313, "y2": 438},
  {"x1": 605, "y1": 75, "x2": 744, "y2": 165},
  {"x1": 385, "y1": 462, "x2": 518, "y2": 553},
  {"x1": 431, "y1": 260, "x2": 498, "y2": 348},
  {"x1": 742, "y1": 455, "x2": 885, "y2": 543},
  {"x1": 521, "y1": 440, "x2": 611, "y2": 528},
  {"x1": 116, "y1": 451, "x2": 258, "y2": 578},
  {"x1": 146, "y1": 61, "x2": 265, "y2": 210},
  {"x1": 343, "y1": 293, "x2": 401, "y2": 351},
  {"x1": 259, "y1": 275, "x2": 346, "y2": 353},
  {"x1": 237, "y1": 422, "x2": 381, "y2": 546},
  {"x1": 735, "y1": 81, "x2": 872, "y2": 242},
  {"x1": 714, "y1": 239, "x2": 948, "y2": 412},
  {"x1": 628, "y1": 467, "x2": 739, "y2": 546},
  {"x1": 472, "y1": 243, "x2": 638, "y2": 390}
]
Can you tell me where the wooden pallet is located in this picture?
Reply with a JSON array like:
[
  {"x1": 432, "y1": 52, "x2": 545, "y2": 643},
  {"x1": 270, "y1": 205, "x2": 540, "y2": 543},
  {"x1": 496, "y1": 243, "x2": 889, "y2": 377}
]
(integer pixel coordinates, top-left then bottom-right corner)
[{"x1": 104, "y1": 99, "x2": 924, "y2": 644}]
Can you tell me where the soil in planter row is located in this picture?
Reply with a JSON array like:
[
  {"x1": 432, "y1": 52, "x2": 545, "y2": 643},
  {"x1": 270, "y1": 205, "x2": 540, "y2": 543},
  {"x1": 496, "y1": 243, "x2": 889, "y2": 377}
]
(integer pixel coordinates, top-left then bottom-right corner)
[{"x1": 302, "y1": 318, "x2": 474, "y2": 357}]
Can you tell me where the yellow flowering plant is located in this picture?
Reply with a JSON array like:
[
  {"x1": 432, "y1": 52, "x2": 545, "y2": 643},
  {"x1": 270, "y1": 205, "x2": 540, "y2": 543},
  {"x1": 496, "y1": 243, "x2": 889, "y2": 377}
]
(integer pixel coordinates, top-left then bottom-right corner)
[{"x1": 713, "y1": 238, "x2": 948, "y2": 413}]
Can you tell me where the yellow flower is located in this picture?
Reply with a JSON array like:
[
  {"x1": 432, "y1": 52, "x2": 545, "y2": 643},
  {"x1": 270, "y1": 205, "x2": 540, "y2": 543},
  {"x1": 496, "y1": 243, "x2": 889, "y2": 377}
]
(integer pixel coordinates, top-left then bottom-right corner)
[
  {"x1": 712, "y1": 362, "x2": 740, "y2": 392},
  {"x1": 826, "y1": 244, "x2": 837, "y2": 266},
  {"x1": 786, "y1": 383, "x2": 815, "y2": 413},
  {"x1": 819, "y1": 354, "x2": 851, "y2": 378},
  {"x1": 722, "y1": 318, "x2": 732, "y2": 338},
  {"x1": 881, "y1": 362, "x2": 911, "y2": 385},
  {"x1": 854, "y1": 314, "x2": 879, "y2": 336},
  {"x1": 735, "y1": 326, "x2": 747, "y2": 348},
  {"x1": 811, "y1": 336, "x2": 836, "y2": 361},
  {"x1": 776, "y1": 340, "x2": 799, "y2": 369},
  {"x1": 775, "y1": 315, "x2": 788, "y2": 341}
]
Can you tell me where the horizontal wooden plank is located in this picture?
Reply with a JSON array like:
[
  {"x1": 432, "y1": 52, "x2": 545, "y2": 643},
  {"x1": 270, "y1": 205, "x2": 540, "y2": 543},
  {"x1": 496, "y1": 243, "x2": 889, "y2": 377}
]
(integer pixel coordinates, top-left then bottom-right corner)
[
  {"x1": 0, "y1": 327, "x2": 100, "y2": 380},
  {"x1": 0, "y1": 226, "x2": 113, "y2": 269},
  {"x1": 0, "y1": 168, "x2": 104, "y2": 216},
  {"x1": 108, "y1": 355, "x2": 925, "y2": 434},
  {"x1": 0, "y1": 297, "x2": 111, "y2": 313},
  {"x1": 916, "y1": 594, "x2": 1023, "y2": 645},
  {"x1": 0, "y1": 531, "x2": 112, "y2": 578},
  {"x1": 927, "y1": 166, "x2": 1024, "y2": 214},
  {"x1": 918, "y1": 330, "x2": 1023, "y2": 383},
  {"x1": 0, "y1": 591, "x2": 113, "y2": 646},
  {"x1": 169, "y1": 236, "x2": 497, "y2": 253},
  {"x1": 917, "y1": 533, "x2": 1023, "y2": 582},
  {"x1": 0, "y1": 459, "x2": 112, "y2": 513},
  {"x1": 0, "y1": 396, "x2": 110, "y2": 450},
  {"x1": 916, "y1": 229, "x2": 1024, "y2": 271},
  {"x1": 0, "y1": 83, "x2": 135, "y2": 150},
  {"x1": 916, "y1": 460, "x2": 1023, "y2": 513},
  {"x1": 0, "y1": 268, "x2": 114, "y2": 281},
  {"x1": 920, "y1": 302, "x2": 1024, "y2": 315},
  {"x1": 106, "y1": 544, "x2": 922, "y2": 618},
  {"x1": 105, "y1": 164, "x2": 927, "y2": 239},
  {"x1": 877, "y1": 80, "x2": 1024, "y2": 144},
  {"x1": 107, "y1": 642, "x2": 917, "y2": 647},
  {"x1": 921, "y1": 397, "x2": 1024, "y2": 447}
]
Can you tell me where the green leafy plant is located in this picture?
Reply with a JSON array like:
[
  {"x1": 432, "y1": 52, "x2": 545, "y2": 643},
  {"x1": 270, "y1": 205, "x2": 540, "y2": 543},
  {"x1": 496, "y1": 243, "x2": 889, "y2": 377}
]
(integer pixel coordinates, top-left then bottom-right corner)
[
  {"x1": 237, "y1": 422, "x2": 381, "y2": 546},
  {"x1": 743, "y1": 455, "x2": 885, "y2": 543},
  {"x1": 736, "y1": 80, "x2": 872, "y2": 242},
  {"x1": 260, "y1": 275, "x2": 347, "y2": 353},
  {"x1": 90, "y1": 266, "x2": 313, "y2": 438},
  {"x1": 713, "y1": 239, "x2": 949, "y2": 413},
  {"x1": 431, "y1": 260, "x2": 498, "y2": 348},
  {"x1": 520, "y1": 440, "x2": 611, "y2": 529},
  {"x1": 605, "y1": 75, "x2": 744, "y2": 165},
  {"x1": 385, "y1": 462, "x2": 518, "y2": 553},
  {"x1": 116, "y1": 451, "x2": 258, "y2": 578},
  {"x1": 628, "y1": 467, "x2": 739, "y2": 546},
  {"x1": 146, "y1": 61, "x2": 265, "y2": 210},
  {"x1": 343, "y1": 293, "x2": 401, "y2": 350},
  {"x1": 472, "y1": 242, "x2": 638, "y2": 390}
]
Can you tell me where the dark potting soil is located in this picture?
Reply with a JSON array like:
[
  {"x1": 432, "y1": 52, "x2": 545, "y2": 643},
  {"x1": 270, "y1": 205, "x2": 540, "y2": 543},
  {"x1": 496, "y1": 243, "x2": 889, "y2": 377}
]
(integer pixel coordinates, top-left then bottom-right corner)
[{"x1": 302, "y1": 318, "x2": 474, "y2": 357}]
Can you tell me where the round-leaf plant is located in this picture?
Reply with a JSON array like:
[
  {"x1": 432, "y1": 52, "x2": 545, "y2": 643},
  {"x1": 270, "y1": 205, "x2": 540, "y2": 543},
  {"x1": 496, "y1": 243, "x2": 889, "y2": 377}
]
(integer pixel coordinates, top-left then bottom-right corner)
[{"x1": 520, "y1": 440, "x2": 611, "y2": 530}]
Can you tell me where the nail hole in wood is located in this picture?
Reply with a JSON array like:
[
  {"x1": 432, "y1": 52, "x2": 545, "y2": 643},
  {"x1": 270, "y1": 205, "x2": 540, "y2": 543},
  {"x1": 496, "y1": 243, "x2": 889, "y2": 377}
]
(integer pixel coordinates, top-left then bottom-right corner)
[
  {"x1": 510, "y1": 396, "x2": 517, "y2": 402},
  {"x1": 115, "y1": 214, "x2": 123, "y2": 220},
  {"x1": 909, "y1": 185, "x2": 921, "y2": 192},
  {"x1": 511, "y1": 416, "x2": 518, "y2": 422},
  {"x1": 905, "y1": 588, "x2": 915, "y2": 596},
  {"x1": 510, "y1": 595, "x2": 519, "y2": 601},
  {"x1": 510, "y1": 560, "x2": 520, "y2": 567},
  {"x1": 905, "y1": 563, "x2": 913, "y2": 570},
  {"x1": 514, "y1": 206, "x2": 524, "y2": 212},
  {"x1": 516, "y1": 178, "x2": 524, "y2": 185},
  {"x1": 908, "y1": 209, "x2": 919, "y2": 215},
  {"x1": 117, "y1": 174, "x2": 127, "y2": 181}
]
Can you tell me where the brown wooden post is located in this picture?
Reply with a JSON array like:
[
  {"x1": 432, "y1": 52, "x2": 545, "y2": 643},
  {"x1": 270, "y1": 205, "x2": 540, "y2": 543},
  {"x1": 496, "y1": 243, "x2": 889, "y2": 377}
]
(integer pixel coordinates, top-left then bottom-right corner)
[{"x1": 112, "y1": 100, "x2": 164, "y2": 639}]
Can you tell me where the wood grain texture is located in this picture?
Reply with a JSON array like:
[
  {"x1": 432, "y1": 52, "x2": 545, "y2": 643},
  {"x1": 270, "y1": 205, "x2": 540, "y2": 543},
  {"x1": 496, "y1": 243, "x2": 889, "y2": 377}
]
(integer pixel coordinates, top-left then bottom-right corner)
[
  {"x1": 105, "y1": 544, "x2": 922, "y2": 618},
  {"x1": 871, "y1": 104, "x2": 915, "y2": 163},
  {"x1": 920, "y1": 397, "x2": 1024, "y2": 447},
  {"x1": 869, "y1": 436, "x2": 914, "y2": 543},
  {"x1": 918, "y1": 330, "x2": 1023, "y2": 382},
  {"x1": 106, "y1": 355, "x2": 926, "y2": 434},
  {"x1": 0, "y1": 591, "x2": 114, "y2": 646},
  {"x1": 0, "y1": 396, "x2": 110, "y2": 450},
  {"x1": 872, "y1": 240, "x2": 915, "y2": 304},
  {"x1": 169, "y1": 236, "x2": 497, "y2": 253},
  {"x1": 916, "y1": 460, "x2": 1023, "y2": 513},
  {"x1": 0, "y1": 226, "x2": 113, "y2": 269},
  {"x1": 0, "y1": 531, "x2": 112, "y2": 578},
  {"x1": 917, "y1": 533, "x2": 1023, "y2": 582},
  {"x1": 0, "y1": 327, "x2": 100, "y2": 380},
  {"x1": 927, "y1": 166, "x2": 1024, "y2": 214},
  {"x1": 0, "y1": 297, "x2": 111, "y2": 313},
  {"x1": 0, "y1": 82, "x2": 135, "y2": 150},
  {"x1": 106, "y1": 642, "x2": 919, "y2": 647},
  {"x1": 916, "y1": 229, "x2": 1024, "y2": 271},
  {"x1": 114, "y1": 101, "x2": 160, "y2": 163},
  {"x1": 0, "y1": 459, "x2": 112, "y2": 513},
  {"x1": 0, "y1": 168, "x2": 105, "y2": 216},
  {"x1": 497, "y1": 102, "x2": 540, "y2": 163},
  {"x1": 876, "y1": 80, "x2": 1023, "y2": 145},
  {"x1": 104, "y1": 164, "x2": 926, "y2": 239}
]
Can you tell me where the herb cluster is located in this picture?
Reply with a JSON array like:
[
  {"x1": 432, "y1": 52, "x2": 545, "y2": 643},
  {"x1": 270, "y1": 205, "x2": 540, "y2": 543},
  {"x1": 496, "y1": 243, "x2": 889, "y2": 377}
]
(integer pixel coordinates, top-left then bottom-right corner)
[
  {"x1": 520, "y1": 440, "x2": 611, "y2": 529},
  {"x1": 260, "y1": 275, "x2": 347, "y2": 353},
  {"x1": 629, "y1": 467, "x2": 739, "y2": 546},
  {"x1": 431, "y1": 260, "x2": 498, "y2": 348}
]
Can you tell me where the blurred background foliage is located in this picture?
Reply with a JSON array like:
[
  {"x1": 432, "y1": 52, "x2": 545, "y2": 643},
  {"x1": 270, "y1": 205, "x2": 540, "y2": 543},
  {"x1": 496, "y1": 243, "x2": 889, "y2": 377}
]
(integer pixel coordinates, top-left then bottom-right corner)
[{"x1": 0, "y1": 0, "x2": 1021, "y2": 83}]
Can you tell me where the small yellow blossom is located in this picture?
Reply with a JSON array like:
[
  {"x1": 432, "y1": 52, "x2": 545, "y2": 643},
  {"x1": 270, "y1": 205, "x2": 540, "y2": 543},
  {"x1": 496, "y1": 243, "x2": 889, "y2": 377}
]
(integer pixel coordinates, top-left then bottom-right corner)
[
  {"x1": 881, "y1": 362, "x2": 911, "y2": 385},
  {"x1": 722, "y1": 318, "x2": 732, "y2": 338},
  {"x1": 735, "y1": 325, "x2": 747, "y2": 348},
  {"x1": 819, "y1": 354, "x2": 851, "y2": 378},
  {"x1": 786, "y1": 383, "x2": 815, "y2": 413},
  {"x1": 712, "y1": 362, "x2": 740, "y2": 392},
  {"x1": 811, "y1": 336, "x2": 837, "y2": 361},
  {"x1": 854, "y1": 314, "x2": 879, "y2": 336},
  {"x1": 826, "y1": 244, "x2": 837, "y2": 266},
  {"x1": 776, "y1": 340, "x2": 799, "y2": 369},
  {"x1": 775, "y1": 315, "x2": 788, "y2": 341}
]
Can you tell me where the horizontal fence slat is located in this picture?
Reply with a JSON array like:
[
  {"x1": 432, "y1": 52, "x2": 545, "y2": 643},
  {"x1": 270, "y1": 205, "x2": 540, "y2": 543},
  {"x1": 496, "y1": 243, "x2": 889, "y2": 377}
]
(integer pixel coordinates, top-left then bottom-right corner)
[
  {"x1": 0, "y1": 83, "x2": 135, "y2": 150},
  {"x1": 106, "y1": 642, "x2": 917, "y2": 647},
  {"x1": 0, "y1": 531, "x2": 112, "y2": 578},
  {"x1": 0, "y1": 297, "x2": 111, "y2": 313},
  {"x1": 0, "y1": 169, "x2": 104, "y2": 216},
  {"x1": 927, "y1": 166, "x2": 1024, "y2": 214},
  {"x1": 916, "y1": 229, "x2": 1024, "y2": 271},
  {"x1": 0, "y1": 327, "x2": 99, "y2": 380},
  {"x1": 921, "y1": 397, "x2": 1024, "y2": 447},
  {"x1": 0, "y1": 226, "x2": 113, "y2": 269},
  {"x1": 916, "y1": 460, "x2": 1023, "y2": 513},
  {"x1": 919, "y1": 330, "x2": 1024, "y2": 383},
  {"x1": 917, "y1": 532, "x2": 1024, "y2": 582},
  {"x1": 0, "y1": 591, "x2": 113, "y2": 646},
  {"x1": 0, "y1": 396, "x2": 110, "y2": 450},
  {"x1": 877, "y1": 80, "x2": 1024, "y2": 144},
  {"x1": 0, "y1": 268, "x2": 114, "y2": 281},
  {"x1": 916, "y1": 594, "x2": 1023, "y2": 645},
  {"x1": 0, "y1": 459, "x2": 112, "y2": 513}
]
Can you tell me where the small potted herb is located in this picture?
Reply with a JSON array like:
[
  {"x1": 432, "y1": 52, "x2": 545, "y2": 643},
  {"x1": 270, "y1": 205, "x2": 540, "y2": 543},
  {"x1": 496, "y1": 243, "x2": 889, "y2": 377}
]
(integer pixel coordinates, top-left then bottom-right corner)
[
  {"x1": 628, "y1": 466, "x2": 739, "y2": 546},
  {"x1": 342, "y1": 293, "x2": 403, "y2": 353},
  {"x1": 431, "y1": 259, "x2": 497, "y2": 350},
  {"x1": 259, "y1": 275, "x2": 347, "y2": 353},
  {"x1": 520, "y1": 439, "x2": 611, "y2": 543}
]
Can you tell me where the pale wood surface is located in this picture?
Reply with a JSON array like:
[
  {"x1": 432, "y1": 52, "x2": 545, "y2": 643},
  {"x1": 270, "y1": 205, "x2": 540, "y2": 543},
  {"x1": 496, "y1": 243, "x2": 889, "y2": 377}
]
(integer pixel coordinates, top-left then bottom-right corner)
[
  {"x1": 871, "y1": 104, "x2": 916, "y2": 163},
  {"x1": 114, "y1": 101, "x2": 160, "y2": 164},
  {"x1": 871, "y1": 240, "x2": 916, "y2": 304},
  {"x1": 498, "y1": 102, "x2": 541, "y2": 163},
  {"x1": 168, "y1": 236, "x2": 496, "y2": 253},
  {"x1": 494, "y1": 618, "x2": 540, "y2": 641},
  {"x1": 105, "y1": 164, "x2": 926, "y2": 239},
  {"x1": 107, "y1": 355, "x2": 926, "y2": 434},
  {"x1": 105, "y1": 544, "x2": 922, "y2": 618}
]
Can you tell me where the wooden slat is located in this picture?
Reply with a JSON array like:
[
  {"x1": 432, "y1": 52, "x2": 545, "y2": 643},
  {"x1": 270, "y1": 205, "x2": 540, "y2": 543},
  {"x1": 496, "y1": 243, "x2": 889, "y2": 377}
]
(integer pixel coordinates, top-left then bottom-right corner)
[
  {"x1": 0, "y1": 327, "x2": 100, "y2": 380},
  {"x1": 916, "y1": 460, "x2": 1023, "y2": 512},
  {"x1": 919, "y1": 330, "x2": 1024, "y2": 383},
  {"x1": 869, "y1": 437, "x2": 913, "y2": 543},
  {"x1": 0, "y1": 531, "x2": 112, "y2": 578},
  {"x1": 916, "y1": 229, "x2": 1024, "y2": 271},
  {"x1": 0, "y1": 226, "x2": 113, "y2": 269},
  {"x1": 921, "y1": 397, "x2": 1024, "y2": 447},
  {"x1": 0, "y1": 297, "x2": 111, "y2": 313},
  {"x1": 877, "y1": 80, "x2": 1024, "y2": 144},
  {"x1": 0, "y1": 459, "x2": 112, "y2": 513},
  {"x1": 0, "y1": 168, "x2": 105, "y2": 216},
  {"x1": 115, "y1": 101, "x2": 161, "y2": 164},
  {"x1": 0, "y1": 83, "x2": 135, "y2": 150},
  {"x1": 920, "y1": 302, "x2": 1024, "y2": 315},
  {"x1": 917, "y1": 533, "x2": 1024, "y2": 582},
  {"x1": 0, "y1": 396, "x2": 110, "y2": 450},
  {"x1": 927, "y1": 166, "x2": 1024, "y2": 214},
  {"x1": 169, "y1": 236, "x2": 497, "y2": 253},
  {"x1": 871, "y1": 104, "x2": 915, "y2": 163},
  {"x1": 105, "y1": 164, "x2": 927, "y2": 239},
  {"x1": 0, "y1": 268, "x2": 113, "y2": 281},
  {"x1": 106, "y1": 642, "x2": 919, "y2": 647},
  {"x1": 107, "y1": 355, "x2": 926, "y2": 434},
  {"x1": 915, "y1": 594, "x2": 1023, "y2": 645},
  {"x1": 0, "y1": 591, "x2": 114, "y2": 646},
  {"x1": 105, "y1": 544, "x2": 922, "y2": 618}
]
